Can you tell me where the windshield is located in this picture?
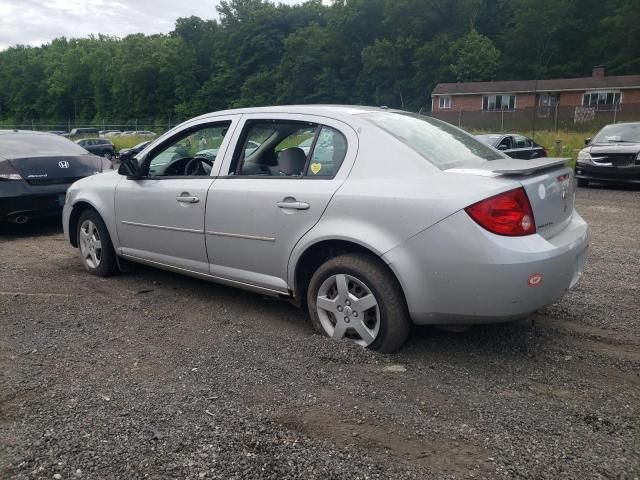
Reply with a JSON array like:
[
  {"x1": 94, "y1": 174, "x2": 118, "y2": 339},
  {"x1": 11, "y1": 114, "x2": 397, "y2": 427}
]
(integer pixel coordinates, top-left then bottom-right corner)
[
  {"x1": 592, "y1": 123, "x2": 640, "y2": 144},
  {"x1": 0, "y1": 132, "x2": 88, "y2": 158},
  {"x1": 361, "y1": 112, "x2": 503, "y2": 170}
]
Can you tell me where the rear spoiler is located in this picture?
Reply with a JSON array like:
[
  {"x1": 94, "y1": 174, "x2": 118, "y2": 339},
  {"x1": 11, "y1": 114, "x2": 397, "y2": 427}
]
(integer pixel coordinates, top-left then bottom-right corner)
[{"x1": 447, "y1": 157, "x2": 570, "y2": 177}]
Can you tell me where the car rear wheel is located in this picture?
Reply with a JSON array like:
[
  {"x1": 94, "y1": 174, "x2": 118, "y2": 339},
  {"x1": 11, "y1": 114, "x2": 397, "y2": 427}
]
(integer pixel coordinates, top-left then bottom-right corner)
[
  {"x1": 307, "y1": 253, "x2": 411, "y2": 353},
  {"x1": 77, "y1": 209, "x2": 117, "y2": 277},
  {"x1": 103, "y1": 151, "x2": 113, "y2": 161}
]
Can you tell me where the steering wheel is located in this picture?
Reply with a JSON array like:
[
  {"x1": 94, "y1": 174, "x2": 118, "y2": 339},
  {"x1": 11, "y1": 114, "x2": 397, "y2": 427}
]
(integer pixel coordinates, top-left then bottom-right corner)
[{"x1": 184, "y1": 156, "x2": 213, "y2": 176}]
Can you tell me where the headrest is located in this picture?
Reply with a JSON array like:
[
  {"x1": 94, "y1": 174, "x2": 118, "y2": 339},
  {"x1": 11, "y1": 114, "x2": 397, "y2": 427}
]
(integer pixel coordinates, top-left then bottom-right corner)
[{"x1": 278, "y1": 147, "x2": 306, "y2": 176}]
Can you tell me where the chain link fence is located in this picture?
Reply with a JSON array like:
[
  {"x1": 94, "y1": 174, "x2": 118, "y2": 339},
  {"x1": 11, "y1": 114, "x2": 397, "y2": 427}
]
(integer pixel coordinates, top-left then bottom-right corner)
[
  {"x1": 0, "y1": 118, "x2": 189, "y2": 137},
  {"x1": 430, "y1": 103, "x2": 640, "y2": 133}
]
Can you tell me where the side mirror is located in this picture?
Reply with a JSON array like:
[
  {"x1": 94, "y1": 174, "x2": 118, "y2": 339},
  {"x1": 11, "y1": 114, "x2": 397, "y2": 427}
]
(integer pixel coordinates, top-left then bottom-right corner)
[
  {"x1": 118, "y1": 157, "x2": 141, "y2": 179},
  {"x1": 497, "y1": 144, "x2": 508, "y2": 150},
  {"x1": 584, "y1": 137, "x2": 591, "y2": 146}
]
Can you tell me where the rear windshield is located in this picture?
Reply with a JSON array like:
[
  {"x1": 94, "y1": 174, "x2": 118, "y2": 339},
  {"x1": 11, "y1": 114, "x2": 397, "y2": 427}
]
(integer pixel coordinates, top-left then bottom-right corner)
[
  {"x1": 0, "y1": 132, "x2": 88, "y2": 158},
  {"x1": 360, "y1": 112, "x2": 503, "y2": 170},
  {"x1": 592, "y1": 123, "x2": 640, "y2": 143},
  {"x1": 475, "y1": 134, "x2": 502, "y2": 146}
]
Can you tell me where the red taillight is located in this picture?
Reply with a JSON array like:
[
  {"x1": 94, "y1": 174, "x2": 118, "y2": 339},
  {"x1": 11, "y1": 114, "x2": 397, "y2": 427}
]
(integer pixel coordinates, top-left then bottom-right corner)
[{"x1": 465, "y1": 187, "x2": 536, "y2": 236}]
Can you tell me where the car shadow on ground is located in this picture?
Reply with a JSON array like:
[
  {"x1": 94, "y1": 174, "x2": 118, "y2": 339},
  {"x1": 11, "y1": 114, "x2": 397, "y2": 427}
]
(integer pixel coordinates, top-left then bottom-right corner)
[
  {"x1": 0, "y1": 217, "x2": 63, "y2": 239},
  {"x1": 118, "y1": 263, "x2": 550, "y2": 359}
]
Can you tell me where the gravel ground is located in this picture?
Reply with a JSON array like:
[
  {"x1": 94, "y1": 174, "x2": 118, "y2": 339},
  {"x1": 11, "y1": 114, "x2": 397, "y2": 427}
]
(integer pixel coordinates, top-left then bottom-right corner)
[{"x1": 1, "y1": 185, "x2": 639, "y2": 479}]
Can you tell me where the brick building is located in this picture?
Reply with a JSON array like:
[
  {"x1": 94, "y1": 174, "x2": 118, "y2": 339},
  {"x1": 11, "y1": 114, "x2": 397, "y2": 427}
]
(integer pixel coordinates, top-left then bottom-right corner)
[{"x1": 431, "y1": 67, "x2": 640, "y2": 114}]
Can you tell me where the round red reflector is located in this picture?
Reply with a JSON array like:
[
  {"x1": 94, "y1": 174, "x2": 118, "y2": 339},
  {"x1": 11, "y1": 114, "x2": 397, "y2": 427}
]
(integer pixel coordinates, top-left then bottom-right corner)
[{"x1": 528, "y1": 273, "x2": 543, "y2": 287}]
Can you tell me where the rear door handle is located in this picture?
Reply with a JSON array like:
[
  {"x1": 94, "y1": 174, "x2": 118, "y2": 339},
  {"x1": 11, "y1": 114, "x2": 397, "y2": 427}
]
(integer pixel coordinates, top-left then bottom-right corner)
[
  {"x1": 276, "y1": 200, "x2": 310, "y2": 210},
  {"x1": 176, "y1": 194, "x2": 199, "y2": 203}
]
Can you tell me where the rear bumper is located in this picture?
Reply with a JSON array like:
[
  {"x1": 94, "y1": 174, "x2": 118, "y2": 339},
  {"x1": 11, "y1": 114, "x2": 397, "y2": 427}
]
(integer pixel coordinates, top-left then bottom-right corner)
[
  {"x1": 575, "y1": 163, "x2": 640, "y2": 184},
  {"x1": 384, "y1": 210, "x2": 589, "y2": 325},
  {"x1": 0, "y1": 181, "x2": 71, "y2": 222}
]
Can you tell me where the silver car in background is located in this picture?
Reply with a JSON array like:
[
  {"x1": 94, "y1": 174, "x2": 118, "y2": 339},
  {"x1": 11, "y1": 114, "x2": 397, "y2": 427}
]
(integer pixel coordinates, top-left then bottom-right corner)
[{"x1": 63, "y1": 106, "x2": 589, "y2": 352}]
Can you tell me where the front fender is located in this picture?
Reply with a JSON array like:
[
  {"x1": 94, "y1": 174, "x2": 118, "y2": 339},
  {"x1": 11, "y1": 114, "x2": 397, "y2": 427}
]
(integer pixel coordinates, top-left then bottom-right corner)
[{"x1": 65, "y1": 172, "x2": 121, "y2": 249}]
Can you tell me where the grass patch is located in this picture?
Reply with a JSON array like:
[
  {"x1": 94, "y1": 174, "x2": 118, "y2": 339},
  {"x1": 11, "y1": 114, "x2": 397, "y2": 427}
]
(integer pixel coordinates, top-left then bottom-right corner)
[{"x1": 111, "y1": 135, "x2": 156, "y2": 151}]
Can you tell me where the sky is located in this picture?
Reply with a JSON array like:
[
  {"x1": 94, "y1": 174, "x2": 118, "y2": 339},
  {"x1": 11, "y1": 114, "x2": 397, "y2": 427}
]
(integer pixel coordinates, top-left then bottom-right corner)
[{"x1": 0, "y1": 0, "x2": 306, "y2": 51}]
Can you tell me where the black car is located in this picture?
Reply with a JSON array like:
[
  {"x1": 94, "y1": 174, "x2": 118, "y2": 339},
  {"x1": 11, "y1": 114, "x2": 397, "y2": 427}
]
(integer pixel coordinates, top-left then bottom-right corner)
[
  {"x1": 0, "y1": 130, "x2": 110, "y2": 224},
  {"x1": 575, "y1": 122, "x2": 640, "y2": 187},
  {"x1": 76, "y1": 138, "x2": 116, "y2": 160},
  {"x1": 118, "y1": 141, "x2": 151, "y2": 162},
  {"x1": 475, "y1": 133, "x2": 547, "y2": 159}
]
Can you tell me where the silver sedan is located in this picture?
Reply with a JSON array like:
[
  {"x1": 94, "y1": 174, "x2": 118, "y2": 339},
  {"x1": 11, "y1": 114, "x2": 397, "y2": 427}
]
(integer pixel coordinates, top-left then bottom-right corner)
[{"x1": 63, "y1": 106, "x2": 589, "y2": 352}]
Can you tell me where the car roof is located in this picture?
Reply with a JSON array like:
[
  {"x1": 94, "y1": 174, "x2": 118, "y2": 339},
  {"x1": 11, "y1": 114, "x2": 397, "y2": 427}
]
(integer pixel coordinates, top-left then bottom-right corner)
[
  {"x1": 0, "y1": 129, "x2": 58, "y2": 137},
  {"x1": 191, "y1": 105, "x2": 395, "y2": 123}
]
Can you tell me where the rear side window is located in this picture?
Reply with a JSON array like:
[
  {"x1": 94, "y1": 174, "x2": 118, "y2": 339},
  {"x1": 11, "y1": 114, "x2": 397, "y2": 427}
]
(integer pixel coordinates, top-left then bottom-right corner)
[
  {"x1": 361, "y1": 112, "x2": 503, "y2": 170},
  {"x1": 0, "y1": 133, "x2": 88, "y2": 158},
  {"x1": 231, "y1": 120, "x2": 347, "y2": 178},
  {"x1": 305, "y1": 127, "x2": 347, "y2": 177}
]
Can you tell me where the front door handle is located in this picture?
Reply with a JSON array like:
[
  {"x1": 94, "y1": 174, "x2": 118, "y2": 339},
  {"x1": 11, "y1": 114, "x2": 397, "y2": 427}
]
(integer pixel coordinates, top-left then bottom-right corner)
[
  {"x1": 276, "y1": 199, "x2": 310, "y2": 210},
  {"x1": 176, "y1": 194, "x2": 199, "y2": 203}
]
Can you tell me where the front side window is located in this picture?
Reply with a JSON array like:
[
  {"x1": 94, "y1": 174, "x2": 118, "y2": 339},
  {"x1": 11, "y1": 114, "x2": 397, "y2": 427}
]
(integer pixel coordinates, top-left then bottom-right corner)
[
  {"x1": 497, "y1": 136, "x2": 513, "y2": 150},
  {"x1": 361, "y1": 112, "x2": 503, "y2": 171},
  {"x1": 482, "y1": 94, "x2": 516, "y2": 111},
  {"x1": 146, "y1": 122, "x2": 230, "y2": 177}
]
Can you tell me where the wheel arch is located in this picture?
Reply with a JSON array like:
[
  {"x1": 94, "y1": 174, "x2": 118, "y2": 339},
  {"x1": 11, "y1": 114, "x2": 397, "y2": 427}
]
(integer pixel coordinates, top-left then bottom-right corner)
[
  {"x1": 290, "y1": 238, "x2": 407, "y2": 307},
  {"x1": 68, "y1": 200, "x2": 115, "y2": 248}
]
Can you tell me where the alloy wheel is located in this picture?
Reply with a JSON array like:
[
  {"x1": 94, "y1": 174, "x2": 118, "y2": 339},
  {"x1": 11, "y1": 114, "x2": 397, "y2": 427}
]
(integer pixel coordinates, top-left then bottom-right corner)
[
  {"x1": 316, "y1": 273, "x2": 380, "y2": 346},
  {"x1": 79, "y1": 219, "x2": 102, "y2": 269}
]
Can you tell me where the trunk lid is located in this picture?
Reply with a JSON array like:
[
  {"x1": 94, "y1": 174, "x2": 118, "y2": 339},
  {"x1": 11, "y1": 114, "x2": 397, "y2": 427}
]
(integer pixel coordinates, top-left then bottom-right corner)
[
  {"x1": 9, "y1": 154, "x2": 103, "y2": 186},
  {"x1": 449, "y1": 157, "x2": 575, "y2": 239}
]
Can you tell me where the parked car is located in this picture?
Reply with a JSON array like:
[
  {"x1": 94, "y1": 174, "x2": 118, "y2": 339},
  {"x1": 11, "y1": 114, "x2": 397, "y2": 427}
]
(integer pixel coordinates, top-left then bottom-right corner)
[
  {"x1": 47, "y1": 130, "x2": 69, "y2": 136},
  {"x1": 575, "y1": 122, "x2": 640, "y2": 187},
  {"x1": 134, "y1": 130, "x2": 156, "y2": 137},
  {"x1": 475, "y1": 133, "x2": 547, "y2": 159},
  {"x1": 99, "y1": 130, "x2": 121, "y2": 138},
  {"x1": 0, "y1": 130, "x2": 110, "y2": 224},
  {"x1": 62, "y1": 106, "x2": 588, "y2": 352},
  {"x1": 70, "y1": 127, "x2": 99, "y2": 136},
  {"x1": 75, "y1": 138, "x2": 116, "y2": 160},
  {"x1": 118, "y1": 141, "x2": 151, "y2": 162}
]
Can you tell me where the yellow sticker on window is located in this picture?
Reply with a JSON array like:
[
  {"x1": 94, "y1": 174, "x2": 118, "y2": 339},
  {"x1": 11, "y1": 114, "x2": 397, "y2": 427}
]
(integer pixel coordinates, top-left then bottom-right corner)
[{"x1": 310, "y1": 163, "x2": 322, "y2": 174}]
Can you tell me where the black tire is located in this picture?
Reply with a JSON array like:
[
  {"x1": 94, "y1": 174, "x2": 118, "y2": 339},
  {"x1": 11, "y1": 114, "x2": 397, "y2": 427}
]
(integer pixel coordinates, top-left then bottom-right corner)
[
  {"x1": 577, "y1": 178, "x2": 589, "y2": 188},
  {"x1": 103, "y1": 150, "x2": 113, "y2": 161},
  {"x1": 307, "y1": 253, "x2": 411, "y2": 353},
  {"x1": 76, "y1": 209, "x2": 118, "y2": 277}
]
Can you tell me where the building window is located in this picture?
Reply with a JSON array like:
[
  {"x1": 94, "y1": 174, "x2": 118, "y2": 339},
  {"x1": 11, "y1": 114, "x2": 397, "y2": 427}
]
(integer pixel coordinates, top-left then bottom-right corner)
[
  {"x1": 583, "y1": 91, "x2": 621, "y2": 110},
  {"x1": 538, "y1": 93, "x2": 559, "y2": 107},
  {"x1": 482, "y1": 94, "x2": 516, "y2": 112},
  {"x1": 439, "y1": 96, "x2": 451, "y2": 109}
]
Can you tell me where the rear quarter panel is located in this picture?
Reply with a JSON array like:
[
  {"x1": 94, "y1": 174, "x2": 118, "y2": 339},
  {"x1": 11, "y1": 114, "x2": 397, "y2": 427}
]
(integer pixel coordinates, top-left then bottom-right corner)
[{"x1": 287, "y1": 119, "x2": 521, "y2": 287}]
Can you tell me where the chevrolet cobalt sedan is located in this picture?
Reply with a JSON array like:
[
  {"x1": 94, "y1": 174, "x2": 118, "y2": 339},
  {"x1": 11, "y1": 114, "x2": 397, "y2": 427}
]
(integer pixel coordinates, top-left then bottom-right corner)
[{"x1": 63, "y1": 106, "x2": 589, "y2": 352}]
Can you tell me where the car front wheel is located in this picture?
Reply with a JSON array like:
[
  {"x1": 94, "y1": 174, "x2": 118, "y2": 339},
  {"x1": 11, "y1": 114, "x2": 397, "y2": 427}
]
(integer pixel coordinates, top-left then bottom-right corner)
[
  {"x1": 77, "y1": 209, "x2": 117, "y2": 277},
  {"x1": 307, "y1": 253, "x2": 411, "y2": 353},
  {"x1": 103, "y1": 151, "x2": 113, "y2": 161}
]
